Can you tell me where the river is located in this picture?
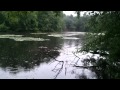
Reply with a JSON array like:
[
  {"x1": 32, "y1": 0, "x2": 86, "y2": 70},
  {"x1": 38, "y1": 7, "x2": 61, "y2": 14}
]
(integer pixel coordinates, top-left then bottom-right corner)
[{"x1": 0, "y1": 32, "x2": 97, "y2": 79}]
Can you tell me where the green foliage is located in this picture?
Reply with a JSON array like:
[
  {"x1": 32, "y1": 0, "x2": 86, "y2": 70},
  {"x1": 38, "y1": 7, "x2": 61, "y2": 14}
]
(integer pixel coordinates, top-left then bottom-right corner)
[
  {"x1": 81, "y1": 11, "x2": 120, "y2": 79},
  {"x1": 63, "y1": 13, "x2": 90, "y2": 32},
  {"x1": 37, "y1": 11, "x2": 63, "y2": 32},
  {"x1": 0, "y1": 11, "x2": 63, "y2": 32},
  {"x1": 63, "y1": 15, "x2": 76, "y2": 31},
  {"x1": 0, "y1": 23, "x2": 9, "y2": 31}
]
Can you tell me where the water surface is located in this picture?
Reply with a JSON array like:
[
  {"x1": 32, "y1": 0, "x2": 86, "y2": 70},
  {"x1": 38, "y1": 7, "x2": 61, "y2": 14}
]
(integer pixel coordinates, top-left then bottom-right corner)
[{"x1": 0, "y1": 32, "x2": 97, "y2": 79}]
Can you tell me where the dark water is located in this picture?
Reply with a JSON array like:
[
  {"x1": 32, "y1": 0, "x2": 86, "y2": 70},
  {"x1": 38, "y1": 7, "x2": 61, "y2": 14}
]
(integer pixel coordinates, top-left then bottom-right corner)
[{"x1": 0, "y1": 32, "x2": 97, "y2": 79}]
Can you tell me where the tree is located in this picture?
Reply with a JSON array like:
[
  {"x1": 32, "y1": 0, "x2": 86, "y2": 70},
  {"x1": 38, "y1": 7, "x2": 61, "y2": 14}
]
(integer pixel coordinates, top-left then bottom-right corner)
[
  {"x1": 63, "y1": 15, "x2": 76, "y2": 31},
  {"x1": 63, "y1": 12, "x2": 90, "y2": 32},
  {"x1": 0, "y1": 11, "x2": 64, "y2": 32},
  {"x1": 81, "y1": 11, "x2": 120, "y2": 79}
]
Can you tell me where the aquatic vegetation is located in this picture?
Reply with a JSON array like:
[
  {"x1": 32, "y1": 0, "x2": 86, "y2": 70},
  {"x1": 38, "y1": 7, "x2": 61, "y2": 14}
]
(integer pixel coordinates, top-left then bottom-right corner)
[
  {"x1": 30, "y1": 33, "x2": 47, "y2": 35},
  {"x1": 12, "y1": 37, "x2": 49, "y2": 41},
  {"x1": 48, "y1": 32, "x2": 85, "y2": 38},
  {"x1": 48, "y1": 34, "x2": 63, "y2": 37},
  {"x1": 0, "y1": 34, "x2": 49, "y2": 41},
  {"x1": 0, "y1": 34, "x2": 23, "y2": 37},
  {"x1": 62, "y1": 37, "x2": 79, "y2": 40}
]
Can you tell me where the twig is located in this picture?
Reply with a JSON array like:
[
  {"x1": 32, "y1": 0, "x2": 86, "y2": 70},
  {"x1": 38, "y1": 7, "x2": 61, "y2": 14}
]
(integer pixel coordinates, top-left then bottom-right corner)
[
  {"x1": 65, "y1": 67, "x2": 67, "y2": 76},
  {"x1": 47, "y1": 53, "x2": 65, "y2": 79},
  {"x1": 70, "y1": 56, "x2": 78, "y2": 65},
  {"x1": 52, "y1": 62, "x2": 62, "y2": 72},
  {"x1": 75, "y1": 59, "x2": 80, "y2": 65},
  {"x1": 54, "y1": 61, "x2": 64, "y2": 79},
  {"x1": 49, "y1": 54, "x2": 64, "y2": 62},
  {"x1": 72, "y1": 52, "x2": 80, "y2": 59},
  {"x1": 73, "y1": 64, "x2": 97, "y2": 69}
]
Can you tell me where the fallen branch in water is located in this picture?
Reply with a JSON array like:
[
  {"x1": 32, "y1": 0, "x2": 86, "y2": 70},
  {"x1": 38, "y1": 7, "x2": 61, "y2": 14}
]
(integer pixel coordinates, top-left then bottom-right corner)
[
  {"x1": 51, "y1": 60, "x2": 64, "y2": 79},
  {"x1": 49, "y1": 54, "x2": 64, "y2": 62},
  {"x1": 72, "y1": 64, "x2": 97, "y2": 69},
  {"x1": 48, "y1": 53, "x2": 64, "y2": 79},
  {"x1": 72, "y1": 52, "x2": 80, "y2": 59},
  {"x1": 48, "y1": 52, "x2": 97, "y2": 78}
]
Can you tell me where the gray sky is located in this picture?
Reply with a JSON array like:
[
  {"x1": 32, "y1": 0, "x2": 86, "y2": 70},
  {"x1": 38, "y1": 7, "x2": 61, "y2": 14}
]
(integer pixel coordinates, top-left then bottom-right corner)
[{"x1": 63, "y1": 11, "x2": 85, "y2": 16}]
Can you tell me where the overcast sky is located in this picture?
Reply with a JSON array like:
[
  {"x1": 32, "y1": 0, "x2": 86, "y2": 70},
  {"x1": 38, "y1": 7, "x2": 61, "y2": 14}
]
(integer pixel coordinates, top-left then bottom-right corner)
[{"x1": 63, "y1": 11, "x2": 85, "y2": 16}]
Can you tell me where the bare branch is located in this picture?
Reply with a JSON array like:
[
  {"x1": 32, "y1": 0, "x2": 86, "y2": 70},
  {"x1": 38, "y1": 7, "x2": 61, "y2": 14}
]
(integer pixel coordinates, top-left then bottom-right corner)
[
  {"x1": 54, "y1": 61, "x2": 64, "y2": 79},
  {"x1": 72, "y1": 52, "x2": 80, "y2": 59},
  {"x1": 65, "y1": 67, "x2": 67, "y2": 76},
  {"x1": 73, "y1": 64, "x2": 97, "y2": 69},
  {"x1": 47, "y1": 53, "x2": 64, "y2": 79}
]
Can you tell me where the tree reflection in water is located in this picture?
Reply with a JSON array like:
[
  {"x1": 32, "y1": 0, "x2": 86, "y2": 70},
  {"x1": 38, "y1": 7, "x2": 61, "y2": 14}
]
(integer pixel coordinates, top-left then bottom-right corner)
[
  {"x1": 0, "y1": 32, "x2": 98, "y2": 79},
  {"x1": 0, "y1": 34, "x2": 62, "y2": 74},
  {"x1": 50, "y1": 52, "x2": 97, "y2": 79}
]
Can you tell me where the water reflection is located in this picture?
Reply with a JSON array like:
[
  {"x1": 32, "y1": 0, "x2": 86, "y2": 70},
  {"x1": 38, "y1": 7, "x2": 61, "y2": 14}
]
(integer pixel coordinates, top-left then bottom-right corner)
[
  {"x1": 0, "y1": 32, "x2": 97, "y2": 79},
  {"x1": 0, "y1": 35, "x2": 62, "y2": 74}
]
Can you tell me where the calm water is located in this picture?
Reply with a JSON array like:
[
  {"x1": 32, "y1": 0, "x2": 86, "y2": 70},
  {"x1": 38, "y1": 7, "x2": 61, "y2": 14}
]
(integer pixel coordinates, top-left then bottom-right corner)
[{"x1": 0, "y1": 32, "x2": 97, "y2": 79}]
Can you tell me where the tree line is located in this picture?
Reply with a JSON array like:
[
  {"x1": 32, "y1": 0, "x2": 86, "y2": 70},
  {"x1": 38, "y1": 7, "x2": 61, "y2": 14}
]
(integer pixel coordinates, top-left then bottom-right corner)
[
  {"x1": 63, "y1": 12, "x2": 90, "y2": 32},
  {"x1": 0, "y1": 11, "x2": 120, "y2": 78},
  {"x1": 0, "y1": 11, "x2": 91, "y2": 32},
  {"x1": 0, "y1": 11, "x2": 64, "y2": 32}
]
